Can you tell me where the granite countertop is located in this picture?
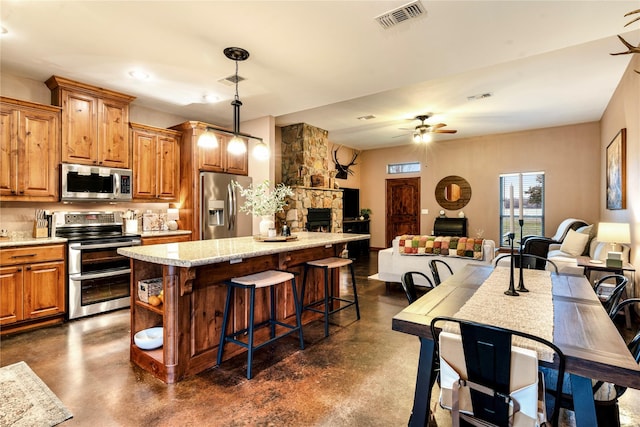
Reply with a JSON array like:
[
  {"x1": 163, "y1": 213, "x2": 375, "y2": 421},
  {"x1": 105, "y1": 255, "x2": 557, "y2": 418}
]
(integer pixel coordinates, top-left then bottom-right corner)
[
  {"x1": 118, "y1": 232, "x2": 370, "y2": 268},
  {"x1": 0, "y1": 236, "x2": 67, "y2": 248}
]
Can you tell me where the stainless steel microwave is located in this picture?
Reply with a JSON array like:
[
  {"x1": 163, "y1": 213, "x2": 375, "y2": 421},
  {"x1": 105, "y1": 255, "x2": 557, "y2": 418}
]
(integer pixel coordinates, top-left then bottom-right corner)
[{"x1": 61, "y1": 163, "x2": 133, "y2": 201}]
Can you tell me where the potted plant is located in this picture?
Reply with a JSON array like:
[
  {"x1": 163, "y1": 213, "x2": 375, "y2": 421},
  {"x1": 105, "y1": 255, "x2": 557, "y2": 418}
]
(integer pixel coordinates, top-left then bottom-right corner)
[
  {"x1": 234, "y1": 180, "x2": 294, "y2": 235},
  {"x1": 360, "y1": 208, "x2": 372, "y2": 220}
]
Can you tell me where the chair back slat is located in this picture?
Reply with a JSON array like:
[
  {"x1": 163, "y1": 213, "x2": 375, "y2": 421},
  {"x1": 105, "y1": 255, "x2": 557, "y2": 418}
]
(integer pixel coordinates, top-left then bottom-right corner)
[{"x1": 460, "y1": 323, "x2": 512, "y2": 425}]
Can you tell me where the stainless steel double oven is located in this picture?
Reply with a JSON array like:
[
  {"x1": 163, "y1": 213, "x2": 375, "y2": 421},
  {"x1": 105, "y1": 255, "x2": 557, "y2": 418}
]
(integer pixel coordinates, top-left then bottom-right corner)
[{"x1": 53, "y1": 211, "x2": 140, "y2": 319}]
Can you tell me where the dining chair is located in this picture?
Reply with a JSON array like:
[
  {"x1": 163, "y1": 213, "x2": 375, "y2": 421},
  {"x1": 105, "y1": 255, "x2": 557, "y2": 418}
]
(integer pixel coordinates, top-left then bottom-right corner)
[
  {"x1": 431, "y1": 316, "x2": 566, "y2": 427},
  {"x1": 493, "y1": 253, "x2": 559, "y2": 273},
  {"x1": 593, "y1": 274, "x2": 628, "y2": 318},
  {"x1": 542, "y1": 298, "x2": 640, "y2": 427},
  {"x1": 429, "y1": 259, "x2": 453, "y2": 286},
  {"x1": 400, "y1": 271, "x2": 434, "y2": 304}
]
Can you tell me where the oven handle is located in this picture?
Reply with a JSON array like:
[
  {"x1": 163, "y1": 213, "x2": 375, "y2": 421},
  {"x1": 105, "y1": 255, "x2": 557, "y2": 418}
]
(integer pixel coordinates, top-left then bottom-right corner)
[
  {"x1": 69, "y1": 269, "x2": 132, "y2": 281},
  {"x1": 69, "y1": 240, "x2": 141, "y2": 250}
]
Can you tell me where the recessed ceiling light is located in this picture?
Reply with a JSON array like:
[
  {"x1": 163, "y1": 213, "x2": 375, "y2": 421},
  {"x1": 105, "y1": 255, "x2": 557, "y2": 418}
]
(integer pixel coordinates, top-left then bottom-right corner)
[
  {"x1": 202, "y1": 94, "x2": 220, "y2": 103},
  {"x1": 129, "y1": 70, "x2": 149, "y2": 80},
  {"x1": 357, "y1": 115, "x2": 376, "y2": 121}
]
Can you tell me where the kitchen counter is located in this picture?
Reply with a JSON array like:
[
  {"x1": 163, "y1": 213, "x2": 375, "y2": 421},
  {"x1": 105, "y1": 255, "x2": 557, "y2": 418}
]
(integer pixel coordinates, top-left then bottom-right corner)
[
  {"x1": 0, "y1": 236, "x2": 67, "y2": 248},
  {"x1": 120, "y1": 231, "x2": 369, "y2": 383},
  {"x1": 118, "y1": 231, "x2": 368, "y2": 267}
]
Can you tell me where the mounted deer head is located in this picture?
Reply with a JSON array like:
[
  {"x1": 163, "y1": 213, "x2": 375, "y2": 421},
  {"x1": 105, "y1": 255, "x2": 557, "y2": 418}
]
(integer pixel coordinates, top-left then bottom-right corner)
[
  {"x1": 333, "y1": 145, "x2": 359, "y2": 179},
  {"x1": 611, "y1": 9, "x2": 640, "y2": 74}
]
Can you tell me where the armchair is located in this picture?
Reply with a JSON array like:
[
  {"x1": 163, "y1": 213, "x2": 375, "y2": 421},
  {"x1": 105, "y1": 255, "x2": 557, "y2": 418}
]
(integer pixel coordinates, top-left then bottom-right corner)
[{"x1": 521, "y1": 218, "x2": 589, "y2": 260}]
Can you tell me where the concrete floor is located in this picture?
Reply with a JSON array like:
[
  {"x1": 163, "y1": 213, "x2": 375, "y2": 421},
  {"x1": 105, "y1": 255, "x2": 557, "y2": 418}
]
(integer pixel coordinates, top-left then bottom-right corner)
[{"x1": 1, "y1": 252, "x2": 638, "y2": 426}]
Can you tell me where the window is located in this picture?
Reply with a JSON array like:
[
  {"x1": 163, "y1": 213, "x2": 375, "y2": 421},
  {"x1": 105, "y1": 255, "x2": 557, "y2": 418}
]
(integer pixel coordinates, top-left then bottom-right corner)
[
  {"x1": 499, "y1": 172, "x2": 544, "y2": 245},
  {"x1": 387, "y1": 162, "x2": 420, "y2": 174}
]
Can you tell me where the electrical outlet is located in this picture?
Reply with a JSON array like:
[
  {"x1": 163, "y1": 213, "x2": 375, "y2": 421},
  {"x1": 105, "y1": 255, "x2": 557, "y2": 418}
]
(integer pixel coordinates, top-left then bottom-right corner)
[{"x1": 421, "y1": 209, "x2": 429, "y2": 215}]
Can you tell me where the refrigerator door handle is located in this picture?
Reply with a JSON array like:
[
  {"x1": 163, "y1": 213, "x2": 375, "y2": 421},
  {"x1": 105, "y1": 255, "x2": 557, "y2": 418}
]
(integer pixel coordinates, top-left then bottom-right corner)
[{"x1": 228, "y1": 183, "x2": 235, "y2": 231}]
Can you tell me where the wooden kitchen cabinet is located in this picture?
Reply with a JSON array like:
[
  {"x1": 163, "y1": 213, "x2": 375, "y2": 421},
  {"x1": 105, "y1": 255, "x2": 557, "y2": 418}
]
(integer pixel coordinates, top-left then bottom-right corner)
[
  {"x1": 0, "y1": 244, "x2": 66, "y2": 335},
  {"x1": 130, "y1": 123, "x2": 181, "y2": 201},
  {"x1": 46, "y1": 75, "x2": 136, "y2": 168},
  {"x1": 0, "y1": 97, "x2": 61, "y2": 201}
]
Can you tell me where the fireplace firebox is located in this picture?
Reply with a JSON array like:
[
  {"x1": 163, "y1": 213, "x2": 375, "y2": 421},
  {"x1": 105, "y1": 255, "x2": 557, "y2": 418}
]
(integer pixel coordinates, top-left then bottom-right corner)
[{"x1": 306, "y1": 208, "x2": 331, "y2": 232}]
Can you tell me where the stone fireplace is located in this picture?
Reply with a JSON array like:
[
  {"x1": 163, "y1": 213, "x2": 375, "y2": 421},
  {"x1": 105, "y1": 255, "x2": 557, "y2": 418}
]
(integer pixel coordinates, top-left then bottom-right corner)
[{"x1": 279, "y1": 123, "x2": 342, "y2": 233}]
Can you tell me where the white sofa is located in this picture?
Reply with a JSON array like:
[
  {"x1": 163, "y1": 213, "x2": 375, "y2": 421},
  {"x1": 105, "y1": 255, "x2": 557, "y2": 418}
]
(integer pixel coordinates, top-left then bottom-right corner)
[
  {"x1": 376, "y1": 236, "x2": 496, "y2": 286},
  {"x1": 548, "y1": 238, "x2": 631, "y2": 276}
]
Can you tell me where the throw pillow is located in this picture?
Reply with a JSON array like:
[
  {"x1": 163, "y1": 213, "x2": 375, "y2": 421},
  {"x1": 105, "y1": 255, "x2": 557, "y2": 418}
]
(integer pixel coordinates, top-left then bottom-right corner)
[
  {"x1": 560, "y1": 229, "x2": 589, "y2": 257},
  {"x1": 576, "y1": 224, "x2": 595, "y2": 256}
]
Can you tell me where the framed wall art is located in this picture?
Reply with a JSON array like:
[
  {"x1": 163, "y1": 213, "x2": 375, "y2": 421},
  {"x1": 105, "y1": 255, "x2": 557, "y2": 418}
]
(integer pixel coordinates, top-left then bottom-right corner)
[{"x1": 606, "y1": 128, "x2": 626, "y2": 210}]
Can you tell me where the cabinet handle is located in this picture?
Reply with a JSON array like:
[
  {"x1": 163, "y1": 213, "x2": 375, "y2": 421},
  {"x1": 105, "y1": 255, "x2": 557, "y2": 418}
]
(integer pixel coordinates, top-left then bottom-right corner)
[
  {"x1": 17, "y1": 268, "x2": 22, "y2": 272},
  {"x1": 11, "y1": 253, "x2": 36, "y2": 259},
  {"x1": 26, "y1": 266, "x2": 32, "y2": 271}
]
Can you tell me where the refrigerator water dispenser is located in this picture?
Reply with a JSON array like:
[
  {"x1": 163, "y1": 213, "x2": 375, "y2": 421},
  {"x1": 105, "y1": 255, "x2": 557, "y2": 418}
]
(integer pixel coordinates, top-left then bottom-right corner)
[{"x1": 207, "y1": 200, "x2": 225, "y2": 226}]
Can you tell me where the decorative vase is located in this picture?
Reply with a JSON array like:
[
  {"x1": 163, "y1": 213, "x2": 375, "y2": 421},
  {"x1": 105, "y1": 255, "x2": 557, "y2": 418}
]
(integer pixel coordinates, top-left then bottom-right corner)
[{"x1": 259, "y1": 215, "x2": 275, "y2": 236}]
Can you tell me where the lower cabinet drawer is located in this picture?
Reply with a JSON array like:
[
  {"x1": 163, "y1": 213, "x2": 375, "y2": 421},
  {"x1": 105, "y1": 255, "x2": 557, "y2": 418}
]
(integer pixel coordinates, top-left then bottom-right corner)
[{"x1": 0, "y1": 244, "x2": 65, "y2": 266}]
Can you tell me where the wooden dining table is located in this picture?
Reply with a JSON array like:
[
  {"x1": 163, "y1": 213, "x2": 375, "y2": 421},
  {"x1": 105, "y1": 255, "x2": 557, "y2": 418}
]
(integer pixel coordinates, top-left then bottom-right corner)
[{"x1": 392, "y1": 264, "x2": 640, "y2": 427}]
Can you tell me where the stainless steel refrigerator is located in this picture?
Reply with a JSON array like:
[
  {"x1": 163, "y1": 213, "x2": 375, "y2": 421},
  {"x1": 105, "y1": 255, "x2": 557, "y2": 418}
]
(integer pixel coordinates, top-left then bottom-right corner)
[{"x1": 200, "y1": 172, "x2": 253, "y2": 240}]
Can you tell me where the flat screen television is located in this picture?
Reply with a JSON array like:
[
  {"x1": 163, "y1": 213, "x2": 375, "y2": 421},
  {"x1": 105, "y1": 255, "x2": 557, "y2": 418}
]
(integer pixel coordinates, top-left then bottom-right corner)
[{"x1": 342, "y1": 187, "x2": 360, "y2": 220}]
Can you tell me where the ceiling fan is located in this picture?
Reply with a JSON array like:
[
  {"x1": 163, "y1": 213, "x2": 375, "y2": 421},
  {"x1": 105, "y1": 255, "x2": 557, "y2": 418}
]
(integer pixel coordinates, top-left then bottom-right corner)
[{"x1": 399, "y1": 114, "x2": 458, "y2": 143}]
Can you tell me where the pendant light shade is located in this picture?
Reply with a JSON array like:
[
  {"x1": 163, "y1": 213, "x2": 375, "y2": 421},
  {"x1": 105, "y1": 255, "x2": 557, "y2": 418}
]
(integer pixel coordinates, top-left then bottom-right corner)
[
  {"x1": 253, "y1": 140, "x2": 270, "y2": 160},
  {"x1": 227, "y1": 135, "x2": 247, "y2": 155},
  {"x1": 197, "y1": 129, "x2": 219, "y2": 148}
]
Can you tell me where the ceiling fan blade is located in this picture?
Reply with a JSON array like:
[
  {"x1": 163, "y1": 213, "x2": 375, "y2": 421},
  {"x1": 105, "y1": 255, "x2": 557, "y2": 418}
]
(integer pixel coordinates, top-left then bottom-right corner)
[
  {"x1": 430, "y1": 123, "x2": 447, "y2": 129},
  {"x1": 392, "y1": 132, "x2": 411, "y2": 138},
  {"x1": 433, "y1": 129, "x2": 457, "y2": 134}
]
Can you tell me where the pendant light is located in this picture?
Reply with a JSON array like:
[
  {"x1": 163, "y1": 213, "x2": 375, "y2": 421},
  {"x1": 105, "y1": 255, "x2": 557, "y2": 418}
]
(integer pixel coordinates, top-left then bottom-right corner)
[
  {"x1": 197, "y1": 129, "x2": 218, "y2": 148},
  {"x1": 225, "y1": 47, "x2": 249, "y2": 155}
]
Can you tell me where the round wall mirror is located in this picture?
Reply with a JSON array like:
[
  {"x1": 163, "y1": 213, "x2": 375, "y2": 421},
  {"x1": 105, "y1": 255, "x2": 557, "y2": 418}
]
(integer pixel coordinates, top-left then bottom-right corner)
[
  {"x1": 435, "y1": 176, "x2": 472, "y2": 210},
  {"x1": 444, "y1": 183, "x2": 461, "y2": 202}
]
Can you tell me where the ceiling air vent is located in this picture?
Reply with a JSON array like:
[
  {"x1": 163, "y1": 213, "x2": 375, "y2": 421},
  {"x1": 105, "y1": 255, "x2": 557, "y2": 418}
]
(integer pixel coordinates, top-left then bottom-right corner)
[
  {"x1": 375, "y1": 1, "x2": 425, "y2": 29},
  {"x1": 218, "y1": 74, "x2": 246, "y2": 86}
]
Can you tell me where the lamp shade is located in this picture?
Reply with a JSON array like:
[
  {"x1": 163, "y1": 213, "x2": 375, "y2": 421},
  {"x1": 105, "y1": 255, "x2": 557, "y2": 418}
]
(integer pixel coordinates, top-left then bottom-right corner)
[
  {"x1": 227, "y1": 136, "x2": 247, "y2": 155},
  {"x1": 252, "y1": 140, "x2": 270, "y2": 160},
  {"x1": 197, "y1": 130, "x2": 218, "y2": 149},
  {"x1": 596, "y1": 222, "x2": 631, "y2": 244}
]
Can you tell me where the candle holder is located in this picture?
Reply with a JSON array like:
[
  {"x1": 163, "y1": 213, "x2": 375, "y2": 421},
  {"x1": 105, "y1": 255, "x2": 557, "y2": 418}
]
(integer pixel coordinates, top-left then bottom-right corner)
[
  {"x1": 516, "y1": 219, "x2": 529, "y2": 292},
  {"x1": 504, "y1": 232, "x2": 519, "y2": 296}
]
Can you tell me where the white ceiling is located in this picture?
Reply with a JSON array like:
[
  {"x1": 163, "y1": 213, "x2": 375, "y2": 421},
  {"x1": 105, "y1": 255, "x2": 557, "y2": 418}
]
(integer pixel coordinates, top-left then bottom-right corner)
[{"x1": 1, "y1": 1, "x2": 638, "y2": 150}]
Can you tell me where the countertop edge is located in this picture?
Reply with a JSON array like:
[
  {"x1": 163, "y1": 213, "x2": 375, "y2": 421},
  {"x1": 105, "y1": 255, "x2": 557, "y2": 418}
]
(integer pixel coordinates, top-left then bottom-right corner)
[
  {"x1": 0, "y1": 237, "x2": 67, "y2": 248},
  {"x1": 118, "y1": 232, "x2": 369, "y2": 268}
]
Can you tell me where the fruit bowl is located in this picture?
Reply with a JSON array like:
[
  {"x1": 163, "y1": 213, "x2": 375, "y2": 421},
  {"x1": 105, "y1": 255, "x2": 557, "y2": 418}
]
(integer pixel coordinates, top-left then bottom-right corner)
[{"x1": 134, "y1": 327, "x2": 163, "y2": 350}]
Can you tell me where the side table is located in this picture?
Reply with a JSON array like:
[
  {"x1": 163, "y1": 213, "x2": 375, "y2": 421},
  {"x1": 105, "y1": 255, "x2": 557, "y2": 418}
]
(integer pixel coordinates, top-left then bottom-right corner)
[{"x1": 577, "y1": 256, "x2": 636, "y2": 328}]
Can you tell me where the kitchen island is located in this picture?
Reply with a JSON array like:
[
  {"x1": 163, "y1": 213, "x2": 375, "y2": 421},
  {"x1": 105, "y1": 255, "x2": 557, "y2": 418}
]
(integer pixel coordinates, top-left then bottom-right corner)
[{"x1": 118, "y1": 232, "x2": 369, "y2": 383}]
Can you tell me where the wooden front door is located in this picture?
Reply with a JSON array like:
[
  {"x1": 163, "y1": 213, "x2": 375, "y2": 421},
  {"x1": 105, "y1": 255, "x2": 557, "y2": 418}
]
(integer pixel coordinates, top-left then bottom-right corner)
[{"x1": 385, "y1": 177, "x2": 421, "y2": 248}]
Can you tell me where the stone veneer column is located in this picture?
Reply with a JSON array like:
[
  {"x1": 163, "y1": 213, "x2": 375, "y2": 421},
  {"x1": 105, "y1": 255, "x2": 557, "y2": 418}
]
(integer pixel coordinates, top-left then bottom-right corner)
[
  {"x1": 281, "y1": 123, "x2": 329, "y2": 186},
  {"x1": 278, "y1": 123, "x2": 343, "y2": 232}
]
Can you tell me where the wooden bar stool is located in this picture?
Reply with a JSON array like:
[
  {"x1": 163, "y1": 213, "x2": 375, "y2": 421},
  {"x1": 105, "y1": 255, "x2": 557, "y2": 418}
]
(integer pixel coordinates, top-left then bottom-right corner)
[
  {"x1": 301, "y1": 257, "x2": 360, "y2": 337},
  {"x1": 216, "y1": 270, "x2": 304, "y2": 379}
]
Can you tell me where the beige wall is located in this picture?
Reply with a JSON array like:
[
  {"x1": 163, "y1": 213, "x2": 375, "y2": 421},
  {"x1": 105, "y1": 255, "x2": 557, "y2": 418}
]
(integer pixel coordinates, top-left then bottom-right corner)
[
  {"x1": 361, "y1": 122, "x2": 601, "y2": 249},
  {"x1": 600, "y1": 55, "x2": 639, "y2": 291}
]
